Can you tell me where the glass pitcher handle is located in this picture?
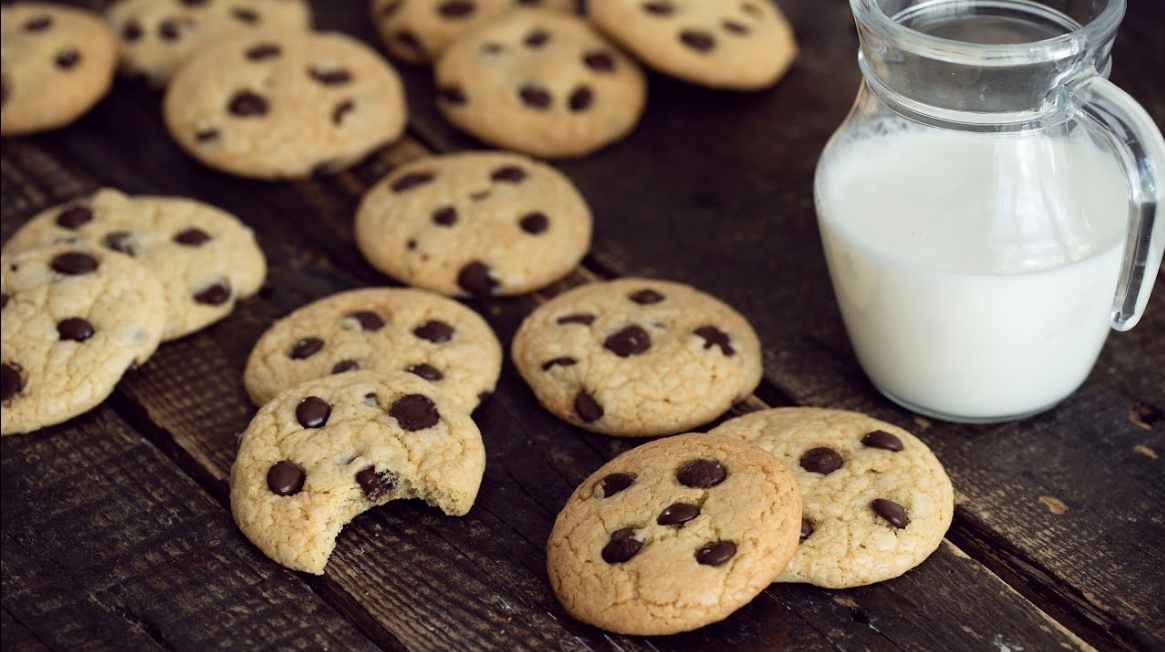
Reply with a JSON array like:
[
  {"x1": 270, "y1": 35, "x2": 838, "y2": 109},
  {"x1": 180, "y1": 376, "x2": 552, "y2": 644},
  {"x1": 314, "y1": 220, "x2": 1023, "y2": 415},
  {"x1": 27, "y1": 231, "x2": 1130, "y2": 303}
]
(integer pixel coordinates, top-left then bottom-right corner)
[{"x1": 1068, "y1": 75, "x2": 1165, "y2": 332}]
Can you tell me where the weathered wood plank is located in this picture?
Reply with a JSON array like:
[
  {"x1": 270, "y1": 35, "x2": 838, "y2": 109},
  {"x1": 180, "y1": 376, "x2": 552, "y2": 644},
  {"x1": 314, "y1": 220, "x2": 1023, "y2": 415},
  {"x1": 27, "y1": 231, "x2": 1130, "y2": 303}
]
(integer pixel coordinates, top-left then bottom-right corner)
[{"x1": 0, "y1": 407, "x2": 383, "y2": 652}]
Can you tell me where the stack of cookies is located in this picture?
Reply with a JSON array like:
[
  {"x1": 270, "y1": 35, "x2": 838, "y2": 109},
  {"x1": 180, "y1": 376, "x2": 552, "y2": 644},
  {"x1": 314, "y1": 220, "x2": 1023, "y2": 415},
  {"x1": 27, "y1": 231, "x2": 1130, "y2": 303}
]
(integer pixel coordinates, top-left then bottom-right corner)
[{"x1": 1, "y1": 188, "x2": 266, "y2": 435}]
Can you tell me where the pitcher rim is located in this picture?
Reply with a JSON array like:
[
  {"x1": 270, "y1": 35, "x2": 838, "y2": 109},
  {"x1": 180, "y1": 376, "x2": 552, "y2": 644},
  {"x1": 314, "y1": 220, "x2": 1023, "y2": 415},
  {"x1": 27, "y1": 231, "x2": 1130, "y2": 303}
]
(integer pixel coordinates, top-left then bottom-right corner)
[{"x1": 851, "y1": 0, "x2": 1125, "y2": 66}]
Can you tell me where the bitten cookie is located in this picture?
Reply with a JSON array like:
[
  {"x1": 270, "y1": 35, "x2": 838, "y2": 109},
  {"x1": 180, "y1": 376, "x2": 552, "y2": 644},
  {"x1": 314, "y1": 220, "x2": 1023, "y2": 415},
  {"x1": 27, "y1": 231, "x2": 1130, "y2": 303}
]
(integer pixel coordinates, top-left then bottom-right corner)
[
  {"x1": 589, "y1": 0, "x2": 797, "y2": 90},
  {"x1": 355, "y1": 152, "x2": 592, "y2": 297},
  {"x1": 434, "y1": 9, "x2": 646, "y2": 158},
  {"x1": 709, "y1": 408, "x2": 954, "y2": 588},
  {"x1": 245, "y1": 288, "x2": 502, "y2": 413},
  {"x1": 1, "y1": 244, "x2": 167, "y2": 435},
  {"x1": 230, "y1": 370, "x2": 486, "y2": 574},
  {"x1": 547, "y1": 433, "x2": 801, "y2": 635},
  {"x1": 371, "y1": 0, "x2": 574, "y2": 65},
  {"x1": 164, "y1": 29, "x2": 407, "y2": 179},
  {"x1": 512, "y1": 278, "x2": 762, "y2": 436},
  {"x1": 106, "y1": 0, "x2": 312, "y2": 86},
  {"x1": 3, "y1": 188, "x2": 266, "y2": 341},
  {"x1": 1, "y1": 3, "x2": 118, "y2": 136}
]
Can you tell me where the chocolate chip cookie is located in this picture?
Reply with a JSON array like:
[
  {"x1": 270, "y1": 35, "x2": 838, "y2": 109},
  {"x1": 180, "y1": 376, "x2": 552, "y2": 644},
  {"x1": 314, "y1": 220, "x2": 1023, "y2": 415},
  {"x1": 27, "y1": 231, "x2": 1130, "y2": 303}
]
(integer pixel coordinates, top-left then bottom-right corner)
[
  {"x1": 3, "y1": 188, "x2": 266, "y2": 340},
  {"x1": 709, "y1": 407, "x2": 954, "y2": 588},
  {"x1": 164, "y1": 29, "x2": 407, "y2": 179},
  {"x1": 1, "y1": 244, "x2": 167, "y2": 435},
  {"x1": 512, "y1": 278, "x2": 762, "y2": 436},
  {"x1": 1, "y1": 3, "x2": 118, "y2": 136},
  {"x1": 355, "y1": 152, "x2": 592, "y2": 297},
  {"x1": 547, "y1": 433, "x2": 801, "y2": 635},
  {"x1": 434, "y1": 9, "x2": 646, "y2": 158},
  {"x1": 230, "y1": 370, "x2": 486, "y2": 574},
  {"x1": 589, "y1": 0, "x2": 798, "y2": 90},
  {"x1": 371, "y1": 0, "x2": 573, "y2": 65},
  {"x1": 106, "y1": 0, "x2": 312, "y2": 86},
  {"x1": 245, "y1": 287, "x2": 502, "y2": 413}
]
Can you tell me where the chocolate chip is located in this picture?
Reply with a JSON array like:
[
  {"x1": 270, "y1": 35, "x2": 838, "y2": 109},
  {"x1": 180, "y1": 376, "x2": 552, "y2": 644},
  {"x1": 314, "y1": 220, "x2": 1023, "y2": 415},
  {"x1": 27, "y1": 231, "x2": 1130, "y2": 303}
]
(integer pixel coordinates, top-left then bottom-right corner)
[
  {"x1": 723, "y1": 20, "x2": 750, "y2": 34},
  {"x1": 389, "y1": 394, "x2": 440, "y2": 431},
  {"x1": 296, "y1": 396, "x2": 331, "y2": 428},
  {"x1": 406, "y1": 238, "x2": 418, "y2": 250},
  {"x1": 519, "y1": 212, "x2": 548, "y2": 234},
  {"x1": 694, "y1": 326, "x2": 734, "y2": 356},
  {"x1": 331, "y1": 359, "x2": 360, "y2": 374},
  {"x1": 122, "y1": 20, "x2": 143, "y2": 41},
  {"x1": 642, "y1": 1, "x2": 674, "y2": 15},
  {"x1": 232, "y1": 7, "x2": 260, "y2": 23},
  {"x1": 602, "y1": 528, "x2": 643, "y2": 563},
  {"x1": 57, "y1": 318, "x2": 95, "y2": 342},
  {"x1": 55, "y1": 49, "x2": 81, "y2": 70},
  {"x1": 406, "y1": 363, "x2": 443, "y2": 381},
  {"x1": 24, "y1": 15, "x2": 53, "y2": 31},
  {"x1": 228, "y1": 90, "x2": 268, "y2": 117},
  {"x1": 391, "y1": 172, "x2": 434, "y2": 192},
  {"x1": 518, "y1": 84, "x2": 552, "y2": 110},
  {"x1": 347, "y1": 310, "x2": 385, "y2": 332},
  {"x1": 289, "y1": 337, "x2": 325, "y2": 359},
  {"x1": 356, "y1": 466, "x2": 396, "y2": 500},
  {"x1": 657, "y1": 503, "x2": 700, "y2": 526},
  {"x1": 604, "y1": 325, "x2": 651, "y2": 357},
  {"x1": 438, "y1": 0, "x2": 475, "y2": 17},
  {"x1": 696, "y1": 541, "x2": 736, "y2": 566},
  {"x1": 433, "y1": 206, "x2": 458, "y2": 226},
  {"x1": 438, "y1": 85, "x2": 467, "y2": 105},
  {"x1": 568, "y1": 87, "x2": 593, "y2": 112},
  {"x1": 174, "y1": 228, "x2": 211, "y2": 246},
  {"x1": 364, "y1": 392, "x2": 379, "y2": 406},
  {"x1": 872, "y1": 499, "x2": 909, "y2": 528},
  {"x1": 310, "y1": 67, "x2": 353, "y2": 85},
  {"x1": 575, "y1": 390, "x2": 603, "y2": 423},
  {"x1": 246, "y1": 43, "x2": 281, "y2": 60},
  {"x1": 457, "y1": 261, "x2": 498, "y2": 297},
  {"x1": 524, "y1": 30, "x2": 550, "y2": 48},
  {"x1": 862, "y1": 430, "x2": 904, "y2": 451},
  {"x1": 159, "y1": 20, "x2": 182, "y2": 41},
  {"x1": 0, "y1": 293, "x2": 8, "y2": 310},
  {"x1": 103, "y1": 231, "x2": 136, "y2": 256},
  {"x1": 677, "y1": 459, "x2": 727, "y2": 488},
  {"x1": 332, "y1": 100, "x2": 355, "y2": 125},
  {"x1": 196, "y1": 128, "x2": 220, "y2": 142},
  {"x1": 680, "y1": 30, "x2": 716, "y2": 52},
  {"x1": 181, "y1": 0, "x2": 208, "y2": 5},
  {"x1": 0, "y1": 364, "x2": 20, "y2": 402},
  {"x1": 583, "y1": 51, "x2": 615, "y2": 73},
  {"x1": 629, "y1": 289, "x2": 664, "y2": 304},
  {"x1": 51, "y1": 252, "x2": 98, "y2": 275},
  {"x1": 541, "y1": 357, "x2": 576, "y2": 371},
  {"x1": 596, "y1": 473, "x2": 634, "y2": 498},
  {"x1": 194, "y1": 281, "x2": 231, "y2": 305},
  {"x1": 557, "y1": 313, "x2": 595, "y2": 326},
  {"x1": 395, "y1": 30, "x2": 423, "y2": 53},
  {"x1": 56, "y1": 205, "x2": 93, "y2": 229},
  {"x1": 491, "y1": 166, "x2": 526, "y2": 183},
  {"x1": 800, "y1": 447, "x2": 844, "y2": 475},
  {"x1": 266, "y1": 461, "x2": 304, "y2": 495},
  {"x1": 414, "y1": 320, "x2": 454, "y2": 343},
  {"x1": 801, "y1": 518, "x2": 814, "y2": 541}
]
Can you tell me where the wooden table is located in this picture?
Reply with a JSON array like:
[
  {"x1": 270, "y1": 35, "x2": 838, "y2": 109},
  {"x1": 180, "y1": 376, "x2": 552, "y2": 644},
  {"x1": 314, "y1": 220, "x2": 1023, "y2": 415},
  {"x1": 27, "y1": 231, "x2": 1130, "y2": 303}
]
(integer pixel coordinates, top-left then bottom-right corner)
[{"x1": 2, "y1": 1, "x2": 1163, "y2": 651}]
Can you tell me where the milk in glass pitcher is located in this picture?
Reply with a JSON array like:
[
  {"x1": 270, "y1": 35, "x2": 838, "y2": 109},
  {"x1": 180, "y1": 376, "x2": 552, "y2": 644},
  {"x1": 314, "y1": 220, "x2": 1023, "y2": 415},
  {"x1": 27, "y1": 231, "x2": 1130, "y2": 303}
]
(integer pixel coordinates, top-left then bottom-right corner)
[{"x1": 815, "y1": 0, "x2": 1165, "y2": 422}]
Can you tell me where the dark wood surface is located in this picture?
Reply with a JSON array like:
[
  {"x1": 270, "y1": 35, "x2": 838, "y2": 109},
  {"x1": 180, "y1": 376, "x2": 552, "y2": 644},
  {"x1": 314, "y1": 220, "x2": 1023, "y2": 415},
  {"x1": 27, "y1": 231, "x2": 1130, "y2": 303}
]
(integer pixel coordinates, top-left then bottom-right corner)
[{"x1": 2, "y1": 1, "x2": 1163, "y2": 651}]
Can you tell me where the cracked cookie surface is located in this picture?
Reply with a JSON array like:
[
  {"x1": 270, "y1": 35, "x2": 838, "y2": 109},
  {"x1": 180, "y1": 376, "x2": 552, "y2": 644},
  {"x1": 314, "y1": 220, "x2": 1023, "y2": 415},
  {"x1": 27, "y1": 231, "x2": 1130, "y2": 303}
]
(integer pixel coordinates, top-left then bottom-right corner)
[
  {"x1": 710, "y1": 407, "x2": 954, "y2": 588},
  {"x1": 355, "y1": 151, "x2": 592, "y2": 297},
  {"x1": 230, "y1": 370, "x2": 486, "y2": 574},
  {"x1": 434, "y1": 9, "x2": 646, "y2": 158},
  {"x1": 4, "y1": 188, "x2": 266, "y2": 340},
  {"x1": 164, "y1": 28, "x2": 406, "y2": 179},
  {"x1": 245, "y1": 287, "x2": 501, "y2": 413},
  {"x1": 1, "y1": 3, "x2": 117, "y2": 136},
  {"x1": 106, "y1": 0, "x2": 312, "y2": 85},
  {"x1": 1, "y1": 244, "x2": 167, "y2": 435},
  {"x1": 589, "y1": 0, "x2": 797, "y2": 90},
  {"x1": 512, "y1": 278, "x2": 762, "y2": 436},
  {"x1": 547, "y1": 433, "x2": 801, "y2": 635}
]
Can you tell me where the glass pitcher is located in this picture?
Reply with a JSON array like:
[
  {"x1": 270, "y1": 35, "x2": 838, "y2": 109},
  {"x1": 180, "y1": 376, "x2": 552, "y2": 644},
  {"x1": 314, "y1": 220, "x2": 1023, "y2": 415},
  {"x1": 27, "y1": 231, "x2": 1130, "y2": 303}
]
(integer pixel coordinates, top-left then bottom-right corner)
[{"x1": 815, "y1": 0, "x2": 1164, "y2": 423}]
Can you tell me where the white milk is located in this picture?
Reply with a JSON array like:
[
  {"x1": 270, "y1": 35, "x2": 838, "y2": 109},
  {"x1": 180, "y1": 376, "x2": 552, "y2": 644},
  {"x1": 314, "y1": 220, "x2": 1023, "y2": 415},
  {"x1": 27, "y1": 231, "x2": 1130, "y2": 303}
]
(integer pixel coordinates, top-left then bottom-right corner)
[{"x1": 816, "y1": 124, "x2": 1128, "y2": 420}]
